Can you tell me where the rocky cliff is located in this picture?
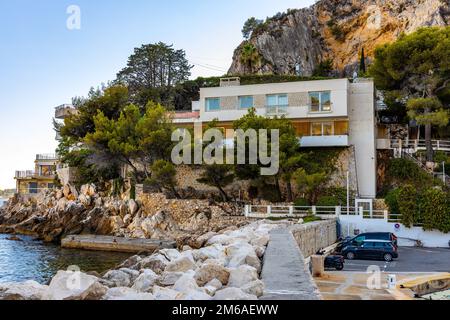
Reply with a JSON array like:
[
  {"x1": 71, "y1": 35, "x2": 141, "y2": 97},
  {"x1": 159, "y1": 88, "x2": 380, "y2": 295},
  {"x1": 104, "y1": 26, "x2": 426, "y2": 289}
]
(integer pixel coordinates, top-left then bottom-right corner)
[{"x1": 229, "y1": 0, "x2": 450, "y2": 76}]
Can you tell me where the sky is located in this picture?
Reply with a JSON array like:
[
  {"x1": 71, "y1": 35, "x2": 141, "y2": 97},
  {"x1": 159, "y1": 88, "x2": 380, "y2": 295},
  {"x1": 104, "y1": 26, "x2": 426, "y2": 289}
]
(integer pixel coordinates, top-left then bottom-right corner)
[{"x1": 0, "y1": 0, "x2": 316, "y2": 190}]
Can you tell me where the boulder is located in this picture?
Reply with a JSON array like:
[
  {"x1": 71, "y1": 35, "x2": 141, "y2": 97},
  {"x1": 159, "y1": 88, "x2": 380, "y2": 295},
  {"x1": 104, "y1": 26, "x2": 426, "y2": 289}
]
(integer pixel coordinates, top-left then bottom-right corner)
[
  {"x1": 56, "y1": 198, "x2": 68, "y2": 212},
  {"x1": 213, "y1": 287, "x2": 257, "y2": 300},
  {"x1": 44, "y1": 271, "x2": 108, "y2": 300},
  {"x1": 206, "y1": 234, "x2": 234, "y2": 246},
  {"x1": 165, "y1": 255, "x2": 196, "y2": 273},
  {"x1": 0, "y1": 281, "x2": 48, "y2": 300},
  {"x1": 117, "y1": 255, "x2": 142, "y2": 269},
  {"x1": 228, "y1": 265, "x2": 259, "y2": 288},
  {"x1": 250, "y1": 234, "x2": 270, "y2": 247},
  {"x1": 157, "y1": 272, "x2": 184, "y2": 287},
  {"x1": 241, "y1": 280, "x2": 264, "y2": 298},
  {"x1": 119, "y1": 268, "x2": 140, "y2": 283},
  {"x1": 225, "y1": 242, "x2": 261, "y2": 272},
  {"x1": 205, "y1": 279, "x2": 223, "y2": 290},
  {"x1": 78, "y1": 194, "x2": 91, "y2": 207},
  {"x1": 152, "y1": 286, "x2": 185, "y2": 300},
  {"x1": 194, "y1": 263, "x2": 230, "y2": 286},
  {"x1": 62, "y1": 185, "x2": 71, "y2": 199},
  {"x1": 131, "y1": 269, "x2": 159, "y2": 292},
  {"x1": 192, "y1": 244, "x2": 226, "y2": 262},
  {"x1": 128, "y1": 199, "x2": 139, "y2": 215},
  {"x1": 253, "y1": 245, "x2": 266, "y2": 259},
  {"x1": 172, "y1": 271, "x2": 199, "y2": 293},
  {"x1": 183, "y1": 290, "x2": 212, "y2": 300},
  {"x1": 102, "y1": 269, "x2": 132, "y2": 288},
  {"x1": 188, "y1": 231, "x2": 217, "y2": 249},
  {"x1": 138, "y1": 254, "x2": 169, "y2": 274},
  {"x1": 159, "y1": 248, "x2": 182, "y2": 262},
  {"x1": 103, "y1": 287, "x2": 154, "y2": 300}
]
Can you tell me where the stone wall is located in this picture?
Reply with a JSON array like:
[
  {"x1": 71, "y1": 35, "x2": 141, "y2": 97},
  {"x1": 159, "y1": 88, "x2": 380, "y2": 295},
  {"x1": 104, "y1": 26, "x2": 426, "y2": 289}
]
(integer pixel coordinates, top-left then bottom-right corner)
[{"x1": 289, "y1": 219, "x2": 337, "y2": 258}]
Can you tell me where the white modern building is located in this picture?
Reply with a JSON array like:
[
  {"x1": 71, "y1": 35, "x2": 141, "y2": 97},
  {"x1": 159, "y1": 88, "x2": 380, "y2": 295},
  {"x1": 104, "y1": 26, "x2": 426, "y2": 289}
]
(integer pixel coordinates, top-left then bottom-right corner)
[{"x1": 173, "y1": 77, "x2": 378, "y2": 198}]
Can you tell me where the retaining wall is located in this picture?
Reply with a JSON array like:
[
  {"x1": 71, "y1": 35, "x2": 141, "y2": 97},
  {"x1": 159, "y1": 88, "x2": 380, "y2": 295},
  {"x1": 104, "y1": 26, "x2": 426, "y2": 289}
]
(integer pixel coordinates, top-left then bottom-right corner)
[{"x1": 289, "y1": 219, "x2": 338, "y2": 258}]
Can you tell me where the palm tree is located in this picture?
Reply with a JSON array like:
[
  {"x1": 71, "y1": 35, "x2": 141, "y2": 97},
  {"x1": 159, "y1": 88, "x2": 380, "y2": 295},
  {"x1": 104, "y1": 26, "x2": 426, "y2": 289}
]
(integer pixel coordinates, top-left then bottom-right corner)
[{"x1": 240, "y1": 43, "x2": 261, "y2": 73}]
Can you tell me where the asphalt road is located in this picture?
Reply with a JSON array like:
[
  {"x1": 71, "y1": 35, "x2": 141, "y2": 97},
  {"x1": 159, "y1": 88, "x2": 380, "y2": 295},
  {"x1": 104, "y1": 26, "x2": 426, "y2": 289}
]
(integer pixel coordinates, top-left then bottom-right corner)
[{"x1": 340, "y1": 247, "x2": 450, "y2": 273}]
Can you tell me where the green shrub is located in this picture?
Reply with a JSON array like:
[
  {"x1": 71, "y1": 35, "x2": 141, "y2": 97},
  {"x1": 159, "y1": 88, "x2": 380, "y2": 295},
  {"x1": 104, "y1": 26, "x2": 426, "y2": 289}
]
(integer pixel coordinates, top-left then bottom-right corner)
[
  {"x1": 316, "y1": 196, "x2": 339, "y2": 206},
  {"x1": 420, "y1": 188, "x2": 450, "y2": 233},
  {"x1": 398, "y1": 184, "x2": 419, "y2": 228},
  {"x1": 385, "y1": 188, "x2": 400, "y2": 216},
  {"x1": 294, "y1": 197, "x2": 310, "y2": 206}
]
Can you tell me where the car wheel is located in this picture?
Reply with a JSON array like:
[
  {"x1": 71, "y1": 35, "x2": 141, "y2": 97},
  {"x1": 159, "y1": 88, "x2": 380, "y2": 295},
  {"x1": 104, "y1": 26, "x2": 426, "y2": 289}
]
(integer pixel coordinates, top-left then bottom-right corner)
[
  {"x1": 335, "y1": 263, "x2": 344, "y2": 271},
  {"x1": 346, "y1": 252, "x2": 355, "y2": 260},
  {"x1": 383, "y1": 253, "x2": 393, "y2": 262}
]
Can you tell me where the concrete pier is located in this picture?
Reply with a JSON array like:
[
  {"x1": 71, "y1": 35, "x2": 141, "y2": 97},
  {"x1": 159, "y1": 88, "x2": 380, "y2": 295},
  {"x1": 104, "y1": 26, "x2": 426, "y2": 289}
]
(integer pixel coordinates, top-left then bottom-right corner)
[
  {"x1": 61, "y1": 235, "x2": 176, "y2": 253},
  {"x1": 260, "y1": 227, "x2": 322, "y2": 300}
]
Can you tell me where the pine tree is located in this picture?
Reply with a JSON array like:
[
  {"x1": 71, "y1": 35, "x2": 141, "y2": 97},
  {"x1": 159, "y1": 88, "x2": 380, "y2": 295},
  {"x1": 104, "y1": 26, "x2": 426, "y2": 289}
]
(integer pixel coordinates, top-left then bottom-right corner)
[{"x1": 359, "y1": 47, "x2": 366, "y2": 75}]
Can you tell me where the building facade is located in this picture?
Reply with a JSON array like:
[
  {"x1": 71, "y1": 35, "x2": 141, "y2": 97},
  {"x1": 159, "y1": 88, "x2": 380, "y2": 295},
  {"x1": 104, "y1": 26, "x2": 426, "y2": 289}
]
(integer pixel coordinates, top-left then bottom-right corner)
[
  {"x1": 15, "y1": 154, "x2": 59, "y2": 195},
  {"x1": 173, "y1": 78, "x2": 378, "y2": 198}
]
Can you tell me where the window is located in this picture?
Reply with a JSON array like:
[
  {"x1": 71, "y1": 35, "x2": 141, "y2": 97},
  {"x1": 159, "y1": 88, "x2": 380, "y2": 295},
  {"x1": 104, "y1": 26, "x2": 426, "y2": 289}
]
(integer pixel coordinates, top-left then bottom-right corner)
[
  {"x1": 206, "y1": 98, "x2": 220, "y2": 111},
  {"x1": 29, "y1": 182, "x2": 38, "y2": 194},
  {"x1": 267, "y1": 94, "x2": 288, "y2": 107},
  {"x1": 309, "y1": 91, "x2": 331, "y2": 112},
  {"x1": 311, "y1": 122, "x2": 334, "y2": 136},
  {"x1": 239, "y1": 96, "x2": 254, "y2": 109}
]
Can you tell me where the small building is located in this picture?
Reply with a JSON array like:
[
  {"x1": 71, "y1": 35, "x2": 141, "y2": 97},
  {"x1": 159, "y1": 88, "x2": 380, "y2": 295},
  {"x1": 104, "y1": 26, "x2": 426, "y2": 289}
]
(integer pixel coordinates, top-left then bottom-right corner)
[{"x1": 15, "y1": 154, "x2": 60, "y2": 196}]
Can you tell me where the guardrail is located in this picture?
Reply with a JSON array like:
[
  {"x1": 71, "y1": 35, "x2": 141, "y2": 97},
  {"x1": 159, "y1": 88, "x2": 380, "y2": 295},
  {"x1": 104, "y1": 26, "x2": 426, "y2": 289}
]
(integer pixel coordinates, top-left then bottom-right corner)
[
  {"x1": 36, "y1": 153, "x2": 58, "y2": 160},
  {"x1": 244, "y1": 204, "x2": 397, "y2": 223},
  {"x1": 266, "y1": 105, "x2": 288, "y2": 116},
  {"x1": 391, "y1": 139, "x2": 450, "y2": 152}
]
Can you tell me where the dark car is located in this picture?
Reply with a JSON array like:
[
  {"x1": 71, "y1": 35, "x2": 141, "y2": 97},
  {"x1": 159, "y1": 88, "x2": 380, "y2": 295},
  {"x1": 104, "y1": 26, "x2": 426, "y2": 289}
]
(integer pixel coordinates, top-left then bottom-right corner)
[
  {"x1": 342, "y1": 240, "x2": 399, "y2": 262},
  {"x1": 337, "y1": 232, "x2": 398, "y2": 252}
]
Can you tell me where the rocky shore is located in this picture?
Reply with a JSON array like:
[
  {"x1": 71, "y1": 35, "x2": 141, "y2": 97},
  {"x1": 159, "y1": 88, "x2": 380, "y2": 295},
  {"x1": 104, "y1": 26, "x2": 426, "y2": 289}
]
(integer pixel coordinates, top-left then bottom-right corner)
[
  {"x1": 0, "y1": 184, "x2": 247, "y2": 246},
  {"x1": 0, "y1": 221, "x2": 278, "y2": 300}
]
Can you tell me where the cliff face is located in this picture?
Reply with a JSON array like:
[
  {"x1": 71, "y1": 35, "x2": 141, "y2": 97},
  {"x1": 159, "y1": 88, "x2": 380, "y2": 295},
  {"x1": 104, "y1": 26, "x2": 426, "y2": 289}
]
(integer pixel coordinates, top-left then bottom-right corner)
[{"x1": 229, "y1": 0, "x2": 450, "y2": 76}]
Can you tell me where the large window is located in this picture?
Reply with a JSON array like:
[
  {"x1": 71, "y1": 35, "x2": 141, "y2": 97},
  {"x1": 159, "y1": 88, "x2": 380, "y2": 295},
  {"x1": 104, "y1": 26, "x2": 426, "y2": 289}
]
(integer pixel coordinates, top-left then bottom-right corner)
[
  {"x1": 309, "y1": 91, "x2": 331, "y2": 112},
  {"x1": 311, "y1": 122, "x2": 334, "y2": 136},
  {"x1": 206, "y1": 98, "x2": 221, "y2": 111},
  {"x1": 239, "y1": 96, "x2": 254, "y2": 109},
  {"x1": 266, "y1": 94, "x2": 288, "y2": 107}
]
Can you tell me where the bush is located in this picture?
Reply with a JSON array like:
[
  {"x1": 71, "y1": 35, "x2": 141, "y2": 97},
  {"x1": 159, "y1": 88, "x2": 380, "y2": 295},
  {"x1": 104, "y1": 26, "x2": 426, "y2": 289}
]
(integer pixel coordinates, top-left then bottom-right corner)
[
  {"x1": 316, "y1": 196, "x2": 339, "y2": 206},
  {"x1": 420, "y1": 188, "x2": 450, "y2": 233},
  {"x1": 385, "y1": 188, "x2": 400, "y2": 216},
  {"x1": 398, "y1": 185, "x2": 419, "y2": 228},
  {"x1": 294, "y1": 197, "x2": 310, "y2": 206}
]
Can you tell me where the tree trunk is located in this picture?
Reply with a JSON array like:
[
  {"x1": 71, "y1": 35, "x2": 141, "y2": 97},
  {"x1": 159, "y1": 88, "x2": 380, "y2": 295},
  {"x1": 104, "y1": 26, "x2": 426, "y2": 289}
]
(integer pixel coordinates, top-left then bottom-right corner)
[
  {"x1": 425, "y1": 123, "x2": 433, "y2": 162},
  {"x1": 286, "y1": 180, "x2": 293, "y2": 203},
  {"x1": 275, "y1": 178, "x2": 283, "y2": 202},
  {"x1": 217, "y1": 185, "x2": 229, "y2": 202}
]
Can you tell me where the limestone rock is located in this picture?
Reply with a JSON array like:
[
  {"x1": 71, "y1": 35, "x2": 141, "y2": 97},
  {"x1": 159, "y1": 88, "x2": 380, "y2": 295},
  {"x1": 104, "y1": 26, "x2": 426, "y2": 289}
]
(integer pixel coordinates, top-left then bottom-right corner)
[
  {"x1": 225, "y1": 242, "x2": 261, "y2": 272},
  {"x1": 228, "y1": 265, "x2": 259, "y2": 288},
  {"x1": 152, "y1": 286, "x2": 184, "y2": 300},
  {"x1": 131, "y1": 269, "x2": 159, "y2": 292},
  {"x1": 165, "y1": 255, "x2": 196, "y2": 273},
  {"x1": 213, "y1": 287, "x2": 257, "y2": 300},
  {"x1": 194, "y1": 263, "x2": 230, "y2": 286},
  {"x1": 157, "y1": 271, "x2": 184, "y2": 287},
  {"x1": 103, "y1": 287, "x2": 154, "y2": 300},
  {"x1": 102, "y1": 269, "x2": 132, "y2": 288},
  {"x1": 128, "y1": 199, "x2": 138, "y2": 215},
  {"x1": 241, "y1": 280, "x2": 264, "y2": 298},
  {"x1": 0, "y1": 281, "x2": 48, "y2": 300},
  {"x1": 138, "y1": 254, "x2": 169, "y2": 274},
  {"x1": 188, "y1": 231, "x2": 217, "y2": 249},
  {"x1": 44, "y1": 271, "x2": 108, "y2": 300}
]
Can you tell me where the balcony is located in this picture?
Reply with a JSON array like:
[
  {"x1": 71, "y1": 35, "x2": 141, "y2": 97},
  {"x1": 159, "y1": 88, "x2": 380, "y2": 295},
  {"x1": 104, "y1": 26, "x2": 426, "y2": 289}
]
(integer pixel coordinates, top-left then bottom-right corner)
[
  {"x1": 36, "y1": 153, "x2": 58, "y2": 161},
  {"x1": 171, "y1": 111, "x2": 200, "y2": 124},
  {"x1": 15, "y1": 170, "x2": 56, "y2": 179},
  {"x1": 300, "y1": 135, "x2": 349, "y2": 147},
  {"x1": 55, "y1": 104, "x2": 77, "y2": 119},
  {"x1": 266, "y1": 105, "x2": 289, "y2": 116}
]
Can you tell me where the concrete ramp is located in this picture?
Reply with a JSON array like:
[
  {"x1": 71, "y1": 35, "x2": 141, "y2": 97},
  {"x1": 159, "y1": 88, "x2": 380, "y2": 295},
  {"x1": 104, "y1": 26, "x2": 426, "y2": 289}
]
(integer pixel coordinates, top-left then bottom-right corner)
[{"x1": 260, "y1": 227, "x2": 321, "y2": 300}]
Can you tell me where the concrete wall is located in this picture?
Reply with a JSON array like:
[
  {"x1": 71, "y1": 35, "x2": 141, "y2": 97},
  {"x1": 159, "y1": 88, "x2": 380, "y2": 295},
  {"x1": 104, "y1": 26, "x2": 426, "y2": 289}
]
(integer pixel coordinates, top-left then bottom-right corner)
[
  {"x1": 199, "y1": 79, "x2": 350, "y2": 122},
  {"x1": 348, "y1": 80, "x2": 377, "y2": 198},
  {"x1": 339, "y1": 215, "x2": 450, "y2": 248},
  {"x1": 289, "y1": 219, "x2": 338, "y2": 258}
]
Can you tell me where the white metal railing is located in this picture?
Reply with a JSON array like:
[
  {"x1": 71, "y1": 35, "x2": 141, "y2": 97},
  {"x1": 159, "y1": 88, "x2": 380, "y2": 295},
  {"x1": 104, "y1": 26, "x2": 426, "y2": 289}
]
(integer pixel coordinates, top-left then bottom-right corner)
[
  {"x1": 36, "y1": 153, "x2": 58, "y2": 160},
  {"x1": 15, "y1": 170, "x2": 35, "y2": 178},
  {"x1": 391, "y1": 139, "x2": 450, "y2": 152}
]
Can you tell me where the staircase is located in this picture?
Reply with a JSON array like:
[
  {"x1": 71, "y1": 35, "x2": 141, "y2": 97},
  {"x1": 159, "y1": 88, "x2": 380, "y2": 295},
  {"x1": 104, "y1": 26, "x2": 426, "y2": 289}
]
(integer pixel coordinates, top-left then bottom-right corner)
[{"x1": 400, "y1": 151, "x2": 450, "y2": 187}]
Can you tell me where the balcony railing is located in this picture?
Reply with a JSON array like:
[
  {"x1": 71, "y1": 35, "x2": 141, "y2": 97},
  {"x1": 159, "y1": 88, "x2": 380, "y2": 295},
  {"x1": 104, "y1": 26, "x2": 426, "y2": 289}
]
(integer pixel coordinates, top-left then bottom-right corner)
[
  {"x1": 300, "y1": 135, "x2": 349, "y2": 147},
  {"x1": 266, "y1": 105, "x2": 288, "y2": 116},
  {"x1": 55, "y1": 104, "x2": 77, "y2": 119},
  {"x1": 15, "y1": 170, "x2": 56, "y2": 179},
  {"x1": 36, "y1": 153, "x2": 58, "y2": 161}
]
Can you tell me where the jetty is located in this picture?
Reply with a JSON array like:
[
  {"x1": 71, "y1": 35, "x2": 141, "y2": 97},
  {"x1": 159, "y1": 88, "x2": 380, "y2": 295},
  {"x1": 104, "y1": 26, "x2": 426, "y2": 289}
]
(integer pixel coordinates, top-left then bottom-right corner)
[{"x1": 61, "y1": 235, "x2": 176, "y2": 253}]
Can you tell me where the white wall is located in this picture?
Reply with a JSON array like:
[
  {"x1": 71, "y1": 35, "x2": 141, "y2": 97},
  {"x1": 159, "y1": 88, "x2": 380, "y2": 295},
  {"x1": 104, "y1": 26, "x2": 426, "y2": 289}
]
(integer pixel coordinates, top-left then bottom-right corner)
[
  {"x1": 339, "y1": 215, "x2": 450, "y2": 248},
  {"x1": 199, "y1": 78, "x2": 350, "y2": 122},
  {"x1": 349, "y1": 80, "x2": 377, "y2": 198}
]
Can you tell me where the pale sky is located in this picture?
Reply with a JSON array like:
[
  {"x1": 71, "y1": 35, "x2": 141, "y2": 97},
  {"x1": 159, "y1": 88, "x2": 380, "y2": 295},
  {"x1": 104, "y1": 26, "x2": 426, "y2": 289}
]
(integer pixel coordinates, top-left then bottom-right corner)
[{"x1": 0, "y1": 0, "x2": 316, "y2": 189}]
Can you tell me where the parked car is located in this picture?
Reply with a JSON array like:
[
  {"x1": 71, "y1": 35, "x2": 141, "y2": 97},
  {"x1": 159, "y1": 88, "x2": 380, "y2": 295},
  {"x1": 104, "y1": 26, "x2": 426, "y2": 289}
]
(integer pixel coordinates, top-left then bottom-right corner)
[
  {"x1": 316, "y1": 249, "x2": 345, "y2": 271},
  {"x1": 341, "y1": 240, "x2": 399, "y2": 262},
  {"x1": 336, "y1": 232, "x2": 398, "y2": 252}
]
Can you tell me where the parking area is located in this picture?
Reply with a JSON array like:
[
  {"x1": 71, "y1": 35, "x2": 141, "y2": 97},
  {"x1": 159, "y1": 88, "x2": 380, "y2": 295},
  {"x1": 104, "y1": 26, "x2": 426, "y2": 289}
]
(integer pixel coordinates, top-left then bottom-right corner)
[{"x1": 341, "y1": 247, "x2": 450, "y2": 273}]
